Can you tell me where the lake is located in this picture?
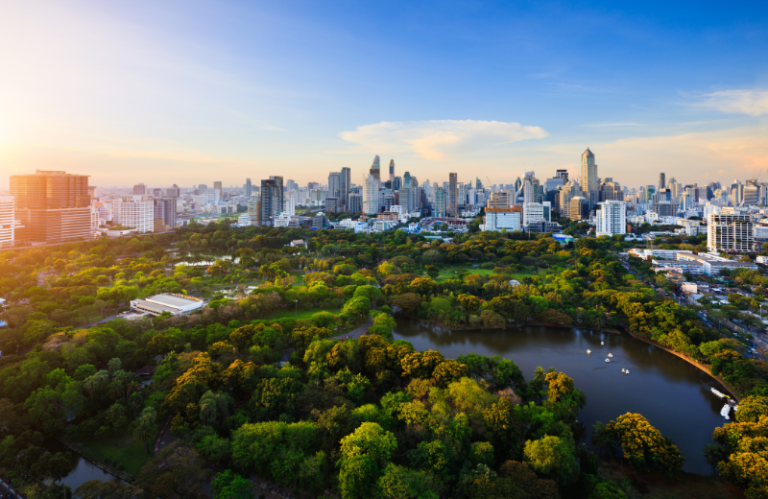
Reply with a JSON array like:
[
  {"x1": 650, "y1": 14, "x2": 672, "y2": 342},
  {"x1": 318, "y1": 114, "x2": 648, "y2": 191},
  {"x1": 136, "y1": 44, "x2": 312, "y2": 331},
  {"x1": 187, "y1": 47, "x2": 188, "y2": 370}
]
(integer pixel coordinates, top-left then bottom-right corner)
[{"x1": 393, "y1": 318, "x2": 727, "y2": 475}]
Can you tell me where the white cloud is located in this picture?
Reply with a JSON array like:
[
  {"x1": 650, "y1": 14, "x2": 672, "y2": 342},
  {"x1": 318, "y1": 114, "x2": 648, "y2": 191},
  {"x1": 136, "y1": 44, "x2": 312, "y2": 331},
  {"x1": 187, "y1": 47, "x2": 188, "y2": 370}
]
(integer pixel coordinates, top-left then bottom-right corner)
[
  {"x1": 699, "y1": 89, "x2": 768, "y2": 116},
  {"x1": 339, "y1": 120, "x2": 547, "y2": 160}
]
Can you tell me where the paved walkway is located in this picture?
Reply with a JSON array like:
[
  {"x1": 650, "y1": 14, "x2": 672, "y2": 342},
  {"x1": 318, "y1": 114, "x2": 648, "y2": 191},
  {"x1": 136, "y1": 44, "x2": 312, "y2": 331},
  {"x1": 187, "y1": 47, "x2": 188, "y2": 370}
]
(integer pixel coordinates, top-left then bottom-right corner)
[{"x1": 337, "y1": 317, "x2": 373, "y2": 340}]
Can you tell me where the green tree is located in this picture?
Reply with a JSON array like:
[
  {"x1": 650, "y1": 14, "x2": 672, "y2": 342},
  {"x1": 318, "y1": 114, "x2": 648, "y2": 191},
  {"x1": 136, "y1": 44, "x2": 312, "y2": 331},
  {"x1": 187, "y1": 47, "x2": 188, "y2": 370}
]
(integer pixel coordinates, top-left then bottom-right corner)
[{"x1": 523, "y1": 435, "x2": 579, "y2": 485}]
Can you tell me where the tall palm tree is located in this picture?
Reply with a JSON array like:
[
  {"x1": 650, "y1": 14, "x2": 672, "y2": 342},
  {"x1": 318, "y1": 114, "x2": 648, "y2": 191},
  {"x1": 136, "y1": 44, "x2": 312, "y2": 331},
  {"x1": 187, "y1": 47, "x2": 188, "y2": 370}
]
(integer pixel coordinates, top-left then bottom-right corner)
[{"x1": 134, "y1": 420, "x2": 154, "y2": 458}]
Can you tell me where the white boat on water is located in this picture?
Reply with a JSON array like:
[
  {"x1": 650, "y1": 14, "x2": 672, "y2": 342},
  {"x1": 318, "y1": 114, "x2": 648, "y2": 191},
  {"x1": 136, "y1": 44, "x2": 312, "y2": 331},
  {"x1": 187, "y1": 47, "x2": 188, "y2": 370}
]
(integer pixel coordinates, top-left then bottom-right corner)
[
  {"x1": 721, "y1": 404, "x2": 731, "y2": 419},
  {"x1": 586, "y1": 349, "x2": 591, "y2": 354},
  {"x1": 601, "y1": 341, "x2": 604, "y2": 345},
  {"x1": 605, "y1": 358, "x2": 610, "y2": 363},
  {"x1": 607, "y1": 353, "x2": 613, "y2": 358}
]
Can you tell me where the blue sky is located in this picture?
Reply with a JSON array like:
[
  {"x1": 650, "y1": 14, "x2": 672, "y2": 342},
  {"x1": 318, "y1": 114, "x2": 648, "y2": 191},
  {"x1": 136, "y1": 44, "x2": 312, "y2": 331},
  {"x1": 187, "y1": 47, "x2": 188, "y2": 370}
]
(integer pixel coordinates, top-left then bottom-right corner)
[{"x1": 0, "y1": 0, "x2": 766, "y2": 188}]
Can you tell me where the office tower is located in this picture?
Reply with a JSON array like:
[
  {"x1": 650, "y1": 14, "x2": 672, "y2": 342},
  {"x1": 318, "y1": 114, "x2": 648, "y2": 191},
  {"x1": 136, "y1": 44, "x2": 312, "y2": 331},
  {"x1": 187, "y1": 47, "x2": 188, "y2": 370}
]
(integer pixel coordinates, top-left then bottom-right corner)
[
  {"x1": 260, "y1": 179, "x2": 282, "y2": 226},
  {"x1": 10, "y1": 170, "x2": 92, "y2": 243},
  {"x1": 403, "y1": 172, "x2": 412, "y2": 188},
  {"x1": 544, "y1": 176, "x2": 565, "y2": 193},
  {"x1": 654, "y1": 201, "x2": 675, "y2": 217},
  {"x1": 555, "y1": 169, "x2": 569, "y2": 181},
  {"x1": 580, "y1": 148, "x2": 599, "y2": 207},
  {"x1": 151, "y1": 188, "x2": 162, "y2": 197},
  {"x1": 113, "y1": 196, "x2": 154, "y2": 233},
  {"x1": 347, "y1": 193, "x2": 362, "y2": 214},
  {"x1": 198, "y1": 184, "x2": 208, "y2": 191},
  {"x1": 247, "y1": 195, "x2": 261, "y2": 226},
  {"x1": 0, "y1": 196, "x2": 14, "y2": 248},
  {"x1": 270, "y1": 176, "x2": 284, "y2": 213},
  {"x1": 213, "y1": 181, "x2": 223, "y2": 198},
  {"x1": 166, "y1": 184, "x2": 180, "y2": 198},
  {"x1": 133, "y1": 183, "x2": 148, "y2": 195},
  {"x1": 557, "y1": 180, "x2": 583, "y2": 218},
  {"x1": 434, "y1": 188, "x2": 447, "y2": 217},
  {"x1": 645, "y1": 186, "x2": 656, "y2": 202},
  {"x1": 245, "y1": 178, "x2": 252, "y2": 197},
  {"x1": 569, "y1": 196, "x2": 589, "y2": 221},
  {"x1": 325, "y1": 197, "x2": 341, "y2": 213},
  {"x1": 514, "y1": 177, "x2": 522, "y2": 192},
  {"x1": 599, "y1": 178, "x2": 624, "y2": 201},
  {"x1": 328, "y1": 172, "x2": 341, "y2": 198},
  {"x1": 400, "y1": 187, "x2": 417, "y2": 213},
  {"x1": 363, "y1": 174, "x2": 380, "y2": 215},
  {"x1": 659, "y1": 173, "x2": 666, "y2": 190},
  {"x1": 742, "y1": 184, "x2": 759, "y2": 206},
  {"x1": 340, "y1": 167, "x2": 351, "y2": 210},
  {"x1": 523, "y1": 172, "x2": 538, "y2": 205},
  {"x1": 595, "y1": 201, "x2": 627, "y2": 236},
  {"x1": 448, "y1": 173, "x2": 458, "y2": 215},
  {"x1": 370, "y1": 155, "x2": 381, "y2": 181},
  {"x1": 392, "y1": 176, "x2": 402, "y2": 191},
  {"x1": 708, "y1": 213, "x2": 754, "y2": 252},
  {"x1": 153, "y1": 197, "x2": 177, "y2": 231},
  {"x1": 389, "y1": 159, "x2": 395, "y2": 183}
]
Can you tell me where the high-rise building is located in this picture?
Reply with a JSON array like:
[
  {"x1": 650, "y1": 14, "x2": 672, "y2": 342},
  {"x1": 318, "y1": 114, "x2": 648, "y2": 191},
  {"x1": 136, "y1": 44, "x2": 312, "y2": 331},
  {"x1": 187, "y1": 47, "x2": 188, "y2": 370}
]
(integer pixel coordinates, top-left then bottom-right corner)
[
  {"x1": 113, "y1": 196, "x2": 154, "y2": 233},
  {"x1": 558, "y1": 180, "x2": 583, "y2": 219},
  {"x1": 347, "y1": 193, "x2": 362, "y2": 214},
  {"x1": 393, "y1": 176, "x2": 402, "y2": 191},
  {"x1": 328, "y1": 172, "x2": 341, "y2": 198},
  {"x1": 363, "y1": 174, "x2": 380, "y2": 215},
  {"x1": 599, "y1": 178, "x2": 624, "y2": 201},
  {"x1": 514, "y1": 177, "x2": 522, "y2": 192},
  {"x1": 247, "y1": 195, "x2": 261, "y2": 226},
  {"x1": 245, "y1": 178, "x2": 253, "y2": 197},
  {"x1": 448, "y1": 173, "x2": 458, "y2": 216},
  {"x1": 482, "y1": 207, "x2": 522, "y2": 232},
  {"x1": 487, "y1": 191, "x2": 510, "y2": 209},
  {"x1": 260, "y1": 179, "x2": 282, "y2": 226},
  {"x1": 708, "y1": 213, "x2": 754, "y2": 253},
  {"x1": 523, "y1": 203, "x2": 546, "y2": 226},
  {"x1": 403, "y1": 172, "x2": 412, "y2": 188},
  {"x1": 270, "y1": 176, "x2": 284, "y2": 213},
  {"x1": 555, "y1": 169, "x2": 569, "y2": 181},
  {"x1": 153, "y1": 197, "x2": 177, "y2": 231},
  {"x1": 10, "y1": 170, "x2": 92, "y2": 243},
  {"x1": 434, "y1": 187, "x2": 447, "y2": 217},
  {"x1": 523, "y1": 172, "x2": 538, "y2": 205},
  {"x1": 595, "y1": 200, "x2": 626, "y2": 236},
  {"x1": 659, "y1": 173, "x2": 666, "y2": 190},
  {"x1": 133, "y1": 183, "x2": 148, "y2": 196},
  {"x1": 580, "y1": 148, "x2": 599, "y2": 207},
  {"x1": 340, "y1": 167, "x2": 351, "y2": 210},
  {"x1": 389, "y1": 159, "x2": 395, "y2": 183},
  {"x1": 569, "y1": 196, "x2": 589, "y2": 221},
  {"x1": 214, "y1": 181, "x2": 223, "y2": 197},
  {"x1": 370, "y1": 155, "x2": 381, "y2": 181},
  {"x1": 0, "y1": 196, "x2": 14, "y2": 248}
]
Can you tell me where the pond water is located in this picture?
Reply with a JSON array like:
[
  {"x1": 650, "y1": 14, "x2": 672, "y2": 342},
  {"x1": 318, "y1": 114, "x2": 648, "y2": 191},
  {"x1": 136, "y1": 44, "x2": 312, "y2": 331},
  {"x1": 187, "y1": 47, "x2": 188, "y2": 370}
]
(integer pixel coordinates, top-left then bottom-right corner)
[
  {"x1": 393, "y1": 318, "x2": 727, "y2": 475},
  {"x1": 169, "y1": 249, "x2": 240, "y2": 266},
  {"x1": 46, "y1": 440, "x2": 123, "y2": 491}
]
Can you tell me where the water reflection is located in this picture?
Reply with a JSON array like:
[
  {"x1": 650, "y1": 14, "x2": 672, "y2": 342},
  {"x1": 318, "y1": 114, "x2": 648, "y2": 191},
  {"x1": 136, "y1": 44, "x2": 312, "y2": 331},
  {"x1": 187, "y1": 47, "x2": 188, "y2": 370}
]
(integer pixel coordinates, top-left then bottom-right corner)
[{"x1": 394, "y1": 317, "x2": 725, "y2": 475}]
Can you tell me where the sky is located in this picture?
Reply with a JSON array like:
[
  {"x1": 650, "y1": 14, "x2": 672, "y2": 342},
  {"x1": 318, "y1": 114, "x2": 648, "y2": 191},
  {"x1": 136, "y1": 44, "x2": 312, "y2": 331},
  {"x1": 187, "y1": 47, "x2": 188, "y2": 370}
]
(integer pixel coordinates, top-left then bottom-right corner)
[{"x1": 0, "y1": 0, "x2": 767, "y2": 190}]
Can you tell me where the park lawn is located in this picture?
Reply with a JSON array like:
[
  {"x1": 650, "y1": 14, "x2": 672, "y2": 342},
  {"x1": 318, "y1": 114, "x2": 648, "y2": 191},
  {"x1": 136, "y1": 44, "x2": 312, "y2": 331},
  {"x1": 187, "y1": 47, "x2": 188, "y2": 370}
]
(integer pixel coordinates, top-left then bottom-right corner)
[
  {"x1": 263, "y1": 306, "x2": 343, "y2": 321},
  {"x1": 290, "y1": 271, "x2": 305, "y2": 283},
  {"x1": 434, "y1": 265, "x2": 497, "y2": 282},
  {"x1": 78, "y1": 431, "x2": 153, "y2": 477}
]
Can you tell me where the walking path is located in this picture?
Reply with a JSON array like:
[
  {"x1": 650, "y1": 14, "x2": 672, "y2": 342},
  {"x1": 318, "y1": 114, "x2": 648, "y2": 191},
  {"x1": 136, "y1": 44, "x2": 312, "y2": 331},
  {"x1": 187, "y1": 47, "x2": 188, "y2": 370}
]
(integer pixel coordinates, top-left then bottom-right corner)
[{"x1": 339, "y1": 317, "x2": 373, "y2": 339}]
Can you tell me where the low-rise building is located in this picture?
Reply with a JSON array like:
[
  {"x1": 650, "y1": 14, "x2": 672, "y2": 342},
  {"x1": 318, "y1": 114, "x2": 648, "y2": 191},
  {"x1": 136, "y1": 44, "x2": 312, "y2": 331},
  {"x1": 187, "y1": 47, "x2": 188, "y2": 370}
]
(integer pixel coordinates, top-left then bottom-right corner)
[
  {"x1": 130, "y1": 293, "x2": 205, "y2": 317},
  {"x1": 482, "y1": 207, "x2": 522, "y2": 232}
]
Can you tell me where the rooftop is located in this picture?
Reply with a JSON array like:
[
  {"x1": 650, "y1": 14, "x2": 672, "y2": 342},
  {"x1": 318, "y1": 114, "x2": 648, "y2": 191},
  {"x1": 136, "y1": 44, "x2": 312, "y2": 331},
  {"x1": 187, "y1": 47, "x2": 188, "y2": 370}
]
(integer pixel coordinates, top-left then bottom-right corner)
[{"x1": 147, "y1": 294, "x2": 203, "y2": 308}]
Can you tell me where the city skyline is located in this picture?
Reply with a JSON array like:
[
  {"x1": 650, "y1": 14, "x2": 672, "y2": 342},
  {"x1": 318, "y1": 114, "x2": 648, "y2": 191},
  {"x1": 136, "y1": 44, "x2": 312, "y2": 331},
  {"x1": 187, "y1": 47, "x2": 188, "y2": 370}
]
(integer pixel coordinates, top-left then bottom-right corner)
[{"x1": 1, "y1": 1, "x2": 767, "y2": 188}]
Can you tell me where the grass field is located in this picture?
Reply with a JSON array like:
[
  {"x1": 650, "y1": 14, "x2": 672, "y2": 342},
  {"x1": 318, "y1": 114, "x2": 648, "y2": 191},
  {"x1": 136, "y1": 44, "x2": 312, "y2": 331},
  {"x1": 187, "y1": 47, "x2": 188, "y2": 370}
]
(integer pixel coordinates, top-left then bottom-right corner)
[
  {"x1": 263, "y1": 306, "x2": 343, "y2": 321},
  {"x1": 433, "y1": 265, "x2": 495, "y2": 281},
  {"x1": 79, "y1": 431, "x2": 153, "y2": 477}
]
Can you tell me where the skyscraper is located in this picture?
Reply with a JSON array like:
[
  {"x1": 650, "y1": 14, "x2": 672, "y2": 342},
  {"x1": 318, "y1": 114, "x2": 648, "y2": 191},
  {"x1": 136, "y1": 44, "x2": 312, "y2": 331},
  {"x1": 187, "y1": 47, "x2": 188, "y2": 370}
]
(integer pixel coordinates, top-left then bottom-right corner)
[
  {"x1": 270, "y1": 176, "x2": 284, "y2": 213},
  {"x1": 403, "y1": 172, "x2": 412, "y2": 188},
  {"x1": 0, "y1": 196, "x2": 14, "y2": 248},
  {"x1": 328, "y1": 172, "x2": 341, "y2": 198},
  {"x1": 434, "y1": 187, "x2": 447, "y2": 217},
  {"x1": 580, "y1": 148, "x2": 599, "y2": 207},
  {"x1": 245, "y1": 178, "x2": 252, "y2": 197},
  {"x1": 260, "y1": 179, "x2": 282, "y2": 226},
  {"x1": 214, "y1": 181, "x2": 223, "y2": 197},
  {"x1": 113, "y1": 196, "x2": 154, "y2": 233},
  {"x1": 363, "y1": 174, "x2": 380, "y2": 215},
  {"x1": 708, "y1": 212, "x2": 754, "y2": 252},
  {"x1": 389, "y1": 159, "x2": 395, "y2": 183},
  {"x1": 659, "y1": 173, "x2": 666, "y2": 190},
  {"x1": 248, "y1": 194, "x2": 262, "y2": 227},
  {"x1": 11, "y1": 170, "x2": 92, "y2": 243},
  {"x1": 555, "y1": 169, "x2": 569, "y2": 181},
  {"x1": 370, "y1": 155, "x2": 381, "y2": 182},
  {"x1": 153, "y1": 197, "x2": 177, "y2": 231},
  {"x1": 133, "y1": 183, "x2": 148, "y2": 195},
  {"x1": 448, "y1": 173, "x2": 458, "y2": 216},
  {"x1": 340, "y1": 167, "x2": 351, "y2": 210}
]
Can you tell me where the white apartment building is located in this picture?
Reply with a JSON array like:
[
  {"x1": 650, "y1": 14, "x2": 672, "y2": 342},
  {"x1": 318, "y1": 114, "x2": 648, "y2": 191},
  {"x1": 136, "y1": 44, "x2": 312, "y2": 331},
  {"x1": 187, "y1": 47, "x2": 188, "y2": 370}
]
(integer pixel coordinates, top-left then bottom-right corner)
[
  {"x1": 363, "y1": 174, "x2": 380, "y2": 215},
  {"x1": 0, "y1": 196, "x2": 15, "y2": 248},
  {"x1": 90, "y1": 206, "x2": 100, "y2": 229},
  {"x1": 482, "y1": 207, "x2": 521, "y2": 232},
  {"x1": 595, "y1": 200, "x2": 626, "y2": 236},
  {"x1": 112, "y1": 196, "x2": 154, "y2": 233},
  {"x1": 707, "y1": 212, "x2": 754, "y2": 253}
]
